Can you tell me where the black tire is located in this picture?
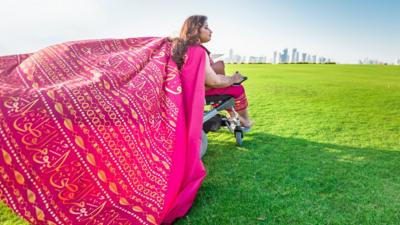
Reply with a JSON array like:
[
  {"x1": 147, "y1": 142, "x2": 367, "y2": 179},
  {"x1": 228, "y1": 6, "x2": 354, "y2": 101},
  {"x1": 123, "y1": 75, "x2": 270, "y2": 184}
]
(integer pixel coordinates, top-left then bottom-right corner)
[
  {"x1": 203, "y1": 114, "x2": 222, "y2": 133},
  {"x1": 235, "y1": 131, "x2": 243, "y2": 146}
]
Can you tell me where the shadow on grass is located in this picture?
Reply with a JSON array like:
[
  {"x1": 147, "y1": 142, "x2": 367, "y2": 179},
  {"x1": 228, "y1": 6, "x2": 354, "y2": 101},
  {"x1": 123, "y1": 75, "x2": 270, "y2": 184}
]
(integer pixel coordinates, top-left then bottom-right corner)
[
  {"x1": 206, "y1": 131, "x2": 400, "y2": 167},
  {"x1": 175, "y1": 131, "x2": 400, "y2": 224}
]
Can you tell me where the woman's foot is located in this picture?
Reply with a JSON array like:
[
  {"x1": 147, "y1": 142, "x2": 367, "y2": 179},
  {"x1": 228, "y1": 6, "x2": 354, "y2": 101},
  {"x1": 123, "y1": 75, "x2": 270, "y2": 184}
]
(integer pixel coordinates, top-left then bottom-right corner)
[
  {"x1": 241, "y1": 126, "x2": 252, "y2": 133},
  {"x1": 240, "y1": 118, "x2": 253, "y2": 129}
]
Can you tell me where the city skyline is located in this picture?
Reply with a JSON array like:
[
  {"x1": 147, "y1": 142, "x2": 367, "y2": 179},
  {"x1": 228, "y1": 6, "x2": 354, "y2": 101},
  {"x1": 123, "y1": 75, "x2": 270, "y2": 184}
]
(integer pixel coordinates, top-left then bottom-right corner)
[
  {"x1": 0, "y1": 0, "x2": 399, "y2": 64},
  {"x1": 221, "y1": 48, "x2": 334, "y2": 64},
  {"x1": 221, "y1": 48, "x2": 400, "y2": 65}
]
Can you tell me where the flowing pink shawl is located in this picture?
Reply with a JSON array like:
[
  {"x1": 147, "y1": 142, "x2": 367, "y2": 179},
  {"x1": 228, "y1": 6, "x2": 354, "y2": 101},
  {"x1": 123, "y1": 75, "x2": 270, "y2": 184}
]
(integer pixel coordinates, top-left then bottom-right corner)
[{"x1": 0, "y1": 37, "x2": 206, "y2": 224}]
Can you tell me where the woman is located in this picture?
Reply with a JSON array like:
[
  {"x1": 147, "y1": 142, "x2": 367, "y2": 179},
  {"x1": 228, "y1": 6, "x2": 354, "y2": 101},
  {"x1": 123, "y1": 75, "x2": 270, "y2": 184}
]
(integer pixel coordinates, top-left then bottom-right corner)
[
  {"x1": 171, "y1": 15, "x2": 253, "y2": 129},
  {"x1": 0, "y1": 16, "x2": 215, "y2": 225}
]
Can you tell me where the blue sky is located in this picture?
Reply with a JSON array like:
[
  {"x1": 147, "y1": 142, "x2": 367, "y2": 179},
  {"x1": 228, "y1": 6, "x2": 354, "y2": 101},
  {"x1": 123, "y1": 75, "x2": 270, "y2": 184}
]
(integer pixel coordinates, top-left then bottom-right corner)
[{"x1": 1, "y1": 0, "x2": 399, "y2": 63}]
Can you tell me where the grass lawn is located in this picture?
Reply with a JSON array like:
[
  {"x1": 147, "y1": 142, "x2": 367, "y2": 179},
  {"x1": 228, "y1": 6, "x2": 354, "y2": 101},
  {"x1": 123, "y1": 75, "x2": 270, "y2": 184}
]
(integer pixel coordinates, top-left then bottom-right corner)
[
  {"x1": 1, "y1": 64, "x2": 400, "y2": 224},
  {"x1": 175, "y1": 64, "x2": 400, "y2": 224}
]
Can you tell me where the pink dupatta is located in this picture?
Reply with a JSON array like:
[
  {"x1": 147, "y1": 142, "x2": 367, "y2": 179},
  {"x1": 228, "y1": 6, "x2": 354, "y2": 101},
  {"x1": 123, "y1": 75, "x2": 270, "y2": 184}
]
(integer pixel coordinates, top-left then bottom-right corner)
[{"x1": 0, "y1": 37, "x2": 206, "y2": 224}]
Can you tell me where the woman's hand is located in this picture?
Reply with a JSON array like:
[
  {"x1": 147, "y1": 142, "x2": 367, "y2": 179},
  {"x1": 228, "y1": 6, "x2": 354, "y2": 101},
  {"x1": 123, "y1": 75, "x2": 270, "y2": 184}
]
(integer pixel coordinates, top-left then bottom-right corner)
[{"x1": 231, "y1": 72, "x2": 245, "y2": 84}]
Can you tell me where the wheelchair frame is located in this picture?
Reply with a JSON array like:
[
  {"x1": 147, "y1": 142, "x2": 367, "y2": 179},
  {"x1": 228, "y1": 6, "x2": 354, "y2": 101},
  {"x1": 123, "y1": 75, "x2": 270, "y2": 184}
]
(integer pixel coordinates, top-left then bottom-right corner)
[{"x1": 200, "y1": 94, "x2": 245, "y2": 158}]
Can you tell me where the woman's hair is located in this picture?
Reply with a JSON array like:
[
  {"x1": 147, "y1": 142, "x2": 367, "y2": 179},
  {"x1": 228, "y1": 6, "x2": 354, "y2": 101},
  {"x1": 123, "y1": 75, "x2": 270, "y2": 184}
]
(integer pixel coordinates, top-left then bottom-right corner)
[{"x1": 171, "y1": 15, "x2": 208, "y2": 70}]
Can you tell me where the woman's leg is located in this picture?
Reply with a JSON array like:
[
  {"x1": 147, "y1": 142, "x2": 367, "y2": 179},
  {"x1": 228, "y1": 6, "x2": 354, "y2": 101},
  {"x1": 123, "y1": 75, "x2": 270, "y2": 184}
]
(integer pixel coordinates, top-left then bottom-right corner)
[
  {"x1": 236, "y1": 109, "x2": 253, "y2": 128},
  {"x1": 206, "y1": 85, "x2": 253, "y2": 128},
  {"x1": 227, "y1": 108, "x2": 252, "y2": 127}
]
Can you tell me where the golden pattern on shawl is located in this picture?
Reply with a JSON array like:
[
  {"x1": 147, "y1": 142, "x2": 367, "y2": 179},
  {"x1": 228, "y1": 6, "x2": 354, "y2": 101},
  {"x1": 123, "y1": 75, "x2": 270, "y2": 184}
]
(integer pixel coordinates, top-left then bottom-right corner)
[
  {"x1": 0, "y1": 37, "x2": 185, "y2": 224},
  {"x1": 3, "y1": 96, "x2": 40, "y2": 116}
]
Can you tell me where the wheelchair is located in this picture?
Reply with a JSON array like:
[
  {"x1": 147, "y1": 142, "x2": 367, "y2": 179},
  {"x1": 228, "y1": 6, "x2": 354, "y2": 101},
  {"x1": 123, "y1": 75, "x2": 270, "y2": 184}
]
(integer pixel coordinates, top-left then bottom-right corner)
[{"x1": 200, "y1": 77, "x2": 248, "y2": 158}]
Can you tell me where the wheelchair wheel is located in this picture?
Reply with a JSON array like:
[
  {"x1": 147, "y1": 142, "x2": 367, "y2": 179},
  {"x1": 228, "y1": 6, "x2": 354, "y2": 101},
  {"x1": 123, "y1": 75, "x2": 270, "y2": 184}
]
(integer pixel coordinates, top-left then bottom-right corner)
[
  {"x1": 235, "y1": 130, "x2": 243, "y2": 146},
  {"x1": 200, "y1": 131, "x2": 208, "y2": 158}
]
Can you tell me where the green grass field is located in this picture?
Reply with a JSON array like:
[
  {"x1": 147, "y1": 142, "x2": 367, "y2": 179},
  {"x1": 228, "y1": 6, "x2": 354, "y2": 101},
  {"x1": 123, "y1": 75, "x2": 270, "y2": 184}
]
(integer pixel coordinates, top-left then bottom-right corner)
[{"x1": 1, "y1": 64, "x2": 400, "y2": 224}]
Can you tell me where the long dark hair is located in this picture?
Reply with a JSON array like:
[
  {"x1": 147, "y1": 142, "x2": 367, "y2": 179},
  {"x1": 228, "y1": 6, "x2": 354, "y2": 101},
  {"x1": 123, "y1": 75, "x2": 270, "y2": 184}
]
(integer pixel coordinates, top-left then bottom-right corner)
[{"x1": 171, "y1": 15, "x2": 208, "y2": 70}]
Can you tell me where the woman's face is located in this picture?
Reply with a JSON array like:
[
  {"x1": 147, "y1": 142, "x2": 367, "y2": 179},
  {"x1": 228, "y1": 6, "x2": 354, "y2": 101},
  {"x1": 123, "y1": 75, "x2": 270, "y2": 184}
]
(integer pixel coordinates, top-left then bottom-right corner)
[{"x1": 199, "y1": 21, "x2": 212, "y2": 43}]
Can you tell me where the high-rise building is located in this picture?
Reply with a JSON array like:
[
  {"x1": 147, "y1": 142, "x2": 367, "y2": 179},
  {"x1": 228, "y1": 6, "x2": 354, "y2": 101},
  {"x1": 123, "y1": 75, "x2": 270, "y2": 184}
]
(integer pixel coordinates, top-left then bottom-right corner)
[
  {"x1": 359, "y1": 57, "x2": 382, "y2": 64},
  {"x1": 291, "y1": 48, "x2": 298, "y2": 63},
  {"x1": 229, "y1": 54, "x2": 242, "y2": 64},
  {"x1": 271, "y1": 48, "x2": 334, "y2": 64},
  {"x1": 281, "y1": 48, "x2": 289, "y2": 63},
  {"x1": 229, "y1": 49, "x2": 234, "y2": 63},
  {"x1": 301, "y1": 53, "x2": 307, "y2": 63},
  {"x1": 249, "y1": 56, "x2": 257, "y2": 64},
  {"x1": 397, "y1": 59, "x2": 400, "y2": 65},
  {"x1": 312, "y1": 55, "x2": 317, "y2": 64},
  {"x1": 261, "y1": 56, "x2": 267, "y2": 63},
  {"x1": 273, "y1": 51, "x2": 279, "y2": 64}
]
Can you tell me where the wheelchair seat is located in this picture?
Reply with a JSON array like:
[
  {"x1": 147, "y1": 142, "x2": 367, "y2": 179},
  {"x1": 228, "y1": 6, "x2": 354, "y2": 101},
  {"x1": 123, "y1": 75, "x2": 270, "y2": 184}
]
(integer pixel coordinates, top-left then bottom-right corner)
[
  {"x1": 205, "y1": 94, "x2": 233, "y2": 105},
  {"x1": 203, "y1": 95, "x2": 235, "y2": 124}
]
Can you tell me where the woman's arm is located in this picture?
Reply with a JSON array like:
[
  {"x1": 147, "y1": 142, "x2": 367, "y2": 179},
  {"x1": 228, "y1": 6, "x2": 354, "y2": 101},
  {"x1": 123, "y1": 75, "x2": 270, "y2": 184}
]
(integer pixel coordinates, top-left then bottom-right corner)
[{"x1": 204, "y1": 53, "x2": 243, "y2": 88}]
